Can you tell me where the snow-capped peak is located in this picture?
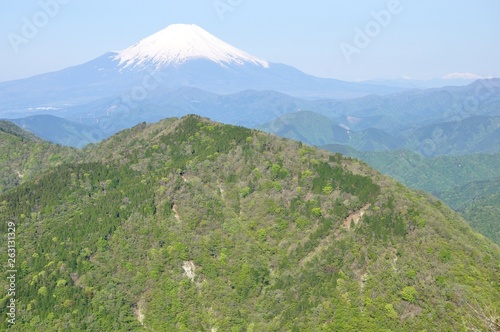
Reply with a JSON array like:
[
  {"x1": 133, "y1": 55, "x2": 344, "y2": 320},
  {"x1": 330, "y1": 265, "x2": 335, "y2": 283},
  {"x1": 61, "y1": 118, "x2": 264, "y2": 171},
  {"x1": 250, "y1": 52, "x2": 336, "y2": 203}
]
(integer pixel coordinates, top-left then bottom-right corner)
[
  {"x1": 115, "y1": 24, "x2": 269, "y2": 70},
  {"x1": 442, "y1": 72, "x2": 483, "y2": 80}
]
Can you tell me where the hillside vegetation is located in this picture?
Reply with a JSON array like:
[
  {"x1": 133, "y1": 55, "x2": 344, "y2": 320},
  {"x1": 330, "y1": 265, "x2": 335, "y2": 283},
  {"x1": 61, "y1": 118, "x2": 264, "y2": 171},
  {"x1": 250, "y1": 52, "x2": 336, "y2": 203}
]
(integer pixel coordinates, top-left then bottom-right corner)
[
  {"x1": 438, "y1": 178, "x2": 500, "y2": 246},
  {"x1": 10, "y1": 79, "x2": 500, "y2": 154},
  {"x1": 1, "y1": 116, "x2": 499, "y2": 331},
  {"x1": 323, "y1": 146, "x2": 500, "y2": 246},
  {"x1": 325, "y1": 149, "x2": 500, "y2": 195},
  {"x1": 0, "y1": 121, "x2": 82, "y2": 193},
  {"x1": 260, "y1": 110, "x2": 500, "y2": 156}
]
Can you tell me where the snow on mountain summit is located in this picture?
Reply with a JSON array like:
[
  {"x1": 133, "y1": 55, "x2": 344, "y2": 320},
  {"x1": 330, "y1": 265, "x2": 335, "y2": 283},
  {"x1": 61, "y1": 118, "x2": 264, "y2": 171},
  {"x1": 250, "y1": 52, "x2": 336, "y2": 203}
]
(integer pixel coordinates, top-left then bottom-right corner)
[
  {"x1": 442, "y1": 73, "x2": 483, "y2": 80},
  {"x1": 115, "y1": 24, "x2": 269, "y2": 70}
]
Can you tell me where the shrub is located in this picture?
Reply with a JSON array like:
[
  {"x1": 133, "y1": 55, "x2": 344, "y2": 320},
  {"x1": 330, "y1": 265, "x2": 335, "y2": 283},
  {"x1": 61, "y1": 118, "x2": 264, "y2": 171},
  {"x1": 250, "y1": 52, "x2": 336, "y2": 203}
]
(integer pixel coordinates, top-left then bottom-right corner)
[
  {"x1": 311, "y1": 207, "x2": 322, "y2": 218},
  {"x1": 401, "y1": 286, "x2": 417, "y2": 303}
]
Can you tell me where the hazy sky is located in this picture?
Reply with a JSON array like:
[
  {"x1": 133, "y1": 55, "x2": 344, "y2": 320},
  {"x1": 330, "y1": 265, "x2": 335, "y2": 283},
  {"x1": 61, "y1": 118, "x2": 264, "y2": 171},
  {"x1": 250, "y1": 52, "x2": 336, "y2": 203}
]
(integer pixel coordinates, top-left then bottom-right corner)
[{"x1": 1, "y1": 0, "x2": 499, "y2": 82}]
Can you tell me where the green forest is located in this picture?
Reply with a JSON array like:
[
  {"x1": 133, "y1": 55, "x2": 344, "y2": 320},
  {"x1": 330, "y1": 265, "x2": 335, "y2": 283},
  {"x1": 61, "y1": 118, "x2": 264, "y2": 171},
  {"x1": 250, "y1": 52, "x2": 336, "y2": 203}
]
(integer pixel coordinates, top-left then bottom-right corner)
[
  {"x1": 0, "y1": 116, "x2": 499, "y2": 331},
  {"x1": 322, "y1": 146, "x2": 500, "y2": 247},
  {"x1": 0, "y1": 120, "x2": 81, "y2": 194}
]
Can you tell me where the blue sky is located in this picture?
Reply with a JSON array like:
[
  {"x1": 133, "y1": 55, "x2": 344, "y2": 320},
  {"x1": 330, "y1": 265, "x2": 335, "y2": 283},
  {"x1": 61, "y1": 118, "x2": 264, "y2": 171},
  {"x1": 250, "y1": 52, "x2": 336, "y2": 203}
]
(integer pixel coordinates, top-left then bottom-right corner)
[{"x1": 1, "y1": 0, "x2": 499, "y2": 82}]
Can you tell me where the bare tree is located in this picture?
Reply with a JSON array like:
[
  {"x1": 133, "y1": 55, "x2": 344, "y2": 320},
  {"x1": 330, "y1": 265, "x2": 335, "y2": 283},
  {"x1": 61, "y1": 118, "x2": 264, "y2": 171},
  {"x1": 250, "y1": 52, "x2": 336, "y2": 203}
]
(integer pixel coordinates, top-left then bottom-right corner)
[{"x1": 465, "y1": 299, "x2": 500, "y2": 332}]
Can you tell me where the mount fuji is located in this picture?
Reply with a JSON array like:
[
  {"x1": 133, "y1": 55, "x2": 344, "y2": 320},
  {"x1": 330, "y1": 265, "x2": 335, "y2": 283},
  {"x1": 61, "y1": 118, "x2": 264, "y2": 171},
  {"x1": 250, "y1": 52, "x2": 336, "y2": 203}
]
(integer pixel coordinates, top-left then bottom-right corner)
[
  {"x1": 0, "y1": 24, "x2": 404, "y2": 119},
  {"x1": 115, "y1": 23, "x2": 270, "y2": 69}
]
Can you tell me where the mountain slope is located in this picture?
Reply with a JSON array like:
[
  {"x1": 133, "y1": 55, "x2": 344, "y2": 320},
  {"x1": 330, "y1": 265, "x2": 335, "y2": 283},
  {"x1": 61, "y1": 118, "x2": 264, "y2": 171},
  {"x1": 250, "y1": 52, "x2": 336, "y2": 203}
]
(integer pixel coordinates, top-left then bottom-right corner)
[
  {"x1": 1, "y1": 115, "x2": 498, "y2": 331},
  {"x1": 0, "y1": 121, "x2": 81, "y2": 193},
  {"x1": 9, "y1": 115, "x2": 99, "y2": 148},
  {"x1": 257, "y1": 111, "x2": 404, "y2": 151},
  {"x1": 438, "y1": 177, "x2": 500, "y2": 246},
  {"x1": 261, "y1": 112, "x2": 500, "y2": 156},
  {"x1": 321, "y1": 146, "x2": 500, "y2": 244},
  {"x1": 321, "y1": 149, "x2": 500, "y2": 195},
  {"x1": 115, "y1": 24, "x2": 269, "y2": 69},
  {"x1": 256, "y1": 111, "x2": 350, "y2": 146},
  {"x1": 327, "y1": 78, "x2": 500, "y2": 134},
  {"x1": 403, "y1": 116, "x2": 500, "y2": 156},
  {"x1": 0, "y1": 120, "x2": 41, "y2": 141}
]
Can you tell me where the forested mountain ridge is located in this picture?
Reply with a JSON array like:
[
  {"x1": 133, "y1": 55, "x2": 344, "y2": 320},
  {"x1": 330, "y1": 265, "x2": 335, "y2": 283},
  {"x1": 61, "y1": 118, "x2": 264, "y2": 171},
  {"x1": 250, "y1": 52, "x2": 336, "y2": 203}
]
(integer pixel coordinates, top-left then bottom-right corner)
[
  {"x1": 9, "y1": 115, "x2": 99, "y2": 149},
  {"x1": 0, "y1": 115, "x2": 499, "y2": 331},
  {"x1": 320, "y1": 148, "x2": 500, "y2": 195},
  {"x1": 322, "y1": 146, "x2": 500, "y2": 246},
  {"x1": 0, "y1": 121, "x2": 41, "y2": 141},
  {"x1": 438, "y1": 177, "x2": 500, "y2": 246},
  {"x1": 7, "y1": 78, "x2": 499, "y2": 153},
  {"x1": 260, "y1": 110, "x2": 500, "y2": 156},
  {"x1": 0, "y1": 121, "x2": 82, "y2": 193}
]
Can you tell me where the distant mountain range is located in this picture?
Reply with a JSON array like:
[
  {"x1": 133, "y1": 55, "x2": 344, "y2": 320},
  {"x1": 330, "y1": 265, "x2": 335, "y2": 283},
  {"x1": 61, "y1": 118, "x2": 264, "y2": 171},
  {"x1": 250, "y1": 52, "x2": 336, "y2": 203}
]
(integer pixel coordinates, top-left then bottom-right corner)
[
  {"x1": 0, "y1": 24, "x2": 404, "y2": 120},
  {"x1": 1, "y1": 24, "x2": 498, "y2": 156},
  {"x1": 6, "y1": 78, "x2": 500, "y2": 154},
  {"x1": 361, "y1": 73, "x2": 485, "y2": 89},
  {"x1": 259, "y1": 111, "x2": 500, "y2": 156},
  {"x1": 258, "y1": 79, "x2": 500, "y2": 156},
  {"x1": 9, "y1": 115, "x2": 97, "y2": 148}
]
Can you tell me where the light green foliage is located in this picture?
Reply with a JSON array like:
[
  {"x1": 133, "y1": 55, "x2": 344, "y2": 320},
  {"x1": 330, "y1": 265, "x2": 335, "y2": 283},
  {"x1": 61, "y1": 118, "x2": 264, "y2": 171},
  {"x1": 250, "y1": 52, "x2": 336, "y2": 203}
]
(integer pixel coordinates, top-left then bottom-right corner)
[
  {"x1": 301, "y1": 169, "x2": 313, "y2": 178},
  {"x1": 329, "y1": 146, "x2": 500, "y2": 245},
  {"x1": 385, "y1": 304, "x2": 398, "y2": 319},
  {"x1": 322, "y1": 185, "x2": 334, "y2": 195},
  {"x1": 0, "y1": 115, "x2": 498, "y2": 332},
  {"x1": 295, "y1": 216, "x2": 311, "y2": 229},
  {"x1": 0, "y1": 121, "x2": 81, "y2": 193},
  {"x1": 38, "y1": 287, "x2": 48, "y2": 297},
  {"x1": 272, "y1": 181, "x2": 282, "y2": 191},
  {"x1": 241, "y1": 186, "x2": 251, "y2": 197},
  {"x1": 56, "y1": 279, "x2": 67, "y2": 287},
  {"x1": 311, "y1": 207, "x2": 322, "y2": 218},
  {"x1": 401, "y1": 286, "x2": 417, "y2": 303},
  {"x1": 257, "y1": 228, "x2": 267, "y2": 242}
]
